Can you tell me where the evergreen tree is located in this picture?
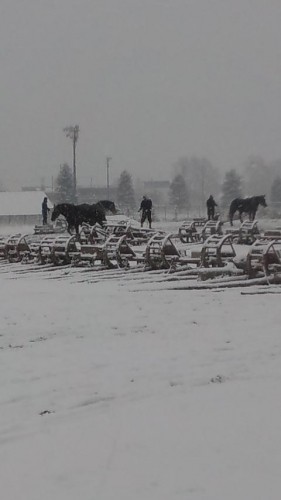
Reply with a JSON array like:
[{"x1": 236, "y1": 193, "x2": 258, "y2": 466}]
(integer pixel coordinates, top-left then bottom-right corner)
[
  {"x1": 271, "y1": 176, "x2": 281, "y2": 202},
  {"x1": 55, "y1": 164, "x2": 74, "y2": 202},
  {"x1": 169, "y1": 174, "x2": 189, "y2": 209},
  {"x1": 221, "y1": 169, "x2": 243, "y2": 208},
  {"x1": 117, "y1": 170, "x2": 135, "y2": 209}
]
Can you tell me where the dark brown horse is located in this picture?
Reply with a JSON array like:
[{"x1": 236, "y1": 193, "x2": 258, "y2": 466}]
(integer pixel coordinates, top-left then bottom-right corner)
[
  {"x1": 96, "y1": 200, "x2": 117, "y2": 214},
  {"x1": 229, "y1": 195, "x2": 267, "y2": 226},
  {"x1": 51, "y1": 203, "x2": 106, "y2": 234}
]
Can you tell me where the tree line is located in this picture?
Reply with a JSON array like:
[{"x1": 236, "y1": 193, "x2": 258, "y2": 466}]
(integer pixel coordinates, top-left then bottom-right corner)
[
  {"x1": 54, "y1": 155, "x2": 281, "y2": 212},
  {"x1": 170, "y1": 155, "x2": 281, "y2": 212},
  {"x1": 55, "y1": 164, "x2": 137, "y2": 209},
  {"x1": 2, "y1": 154, "x2": 279, "y2": 212}
]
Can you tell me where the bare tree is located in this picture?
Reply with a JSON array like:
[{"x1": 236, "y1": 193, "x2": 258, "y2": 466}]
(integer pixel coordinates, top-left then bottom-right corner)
[
  {"x1": 173, "y1": 156, "x2": 221, "y2": 212},
  {"x1": 243, "y1": 156, "x2": 270, "y2": 197}
]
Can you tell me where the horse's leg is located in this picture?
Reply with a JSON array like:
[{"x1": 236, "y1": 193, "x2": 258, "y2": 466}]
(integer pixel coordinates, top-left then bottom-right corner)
[
  {"x1": 76, "y1": 227, "x2": 82, "y2": 242},
  {"x1": 67, "y1": 217, "x2": 75, "y2": 235},
  {"x1": 229, "y1": 208, "x2": 234, "y2": 226}
]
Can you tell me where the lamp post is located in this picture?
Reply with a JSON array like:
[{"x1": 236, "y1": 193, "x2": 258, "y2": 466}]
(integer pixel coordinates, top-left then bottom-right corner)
[
  {"x1": 63, "y1": 125, "x2": 79, "y2": 202},
  {"x1": 106, "y1": 156, "x2": 112, "y2": 199}
]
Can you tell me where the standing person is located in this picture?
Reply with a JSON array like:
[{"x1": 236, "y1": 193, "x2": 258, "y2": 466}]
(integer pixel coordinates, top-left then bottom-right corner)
[
  {"x1": 42, "y1": 196, "x2": 50, "y2": 225},
  {"x1": 206, "y1": 195, "x2": 217, "y2": 220},
  {"x1": 138, "y1": 195, "x2": 152, "y2": 229}
]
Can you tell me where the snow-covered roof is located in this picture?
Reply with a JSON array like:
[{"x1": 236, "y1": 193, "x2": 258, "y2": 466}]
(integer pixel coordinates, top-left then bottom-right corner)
[{"x1": 0, "y1": 191, "x2": 53, "y2": 216}]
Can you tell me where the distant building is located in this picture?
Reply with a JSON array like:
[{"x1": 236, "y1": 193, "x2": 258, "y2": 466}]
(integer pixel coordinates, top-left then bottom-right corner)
[
  {"x1": 0, "y1": 191, "x2": 53, "y2": 225},
  {"x1": 21, "y1": 186, "x2": 41, "y2": 192},
  {"x1": 142, "y1": 181, "x2": 170, "y2": 205},
  {"x1": 46, "y1": 186, "x2": 119, "y2": 205},
  {"x1": 77, "y1": 187, "x2": 118, "y2": 204}
]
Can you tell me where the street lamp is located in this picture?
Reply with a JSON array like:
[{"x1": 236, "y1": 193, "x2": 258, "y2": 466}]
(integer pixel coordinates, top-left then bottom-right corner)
[
  {"x1": 106, "y1": 156, "x2": 112, "y2": 199},
  {"x1": 63, "y1": 125, "x2": 79, "y2": 202}
]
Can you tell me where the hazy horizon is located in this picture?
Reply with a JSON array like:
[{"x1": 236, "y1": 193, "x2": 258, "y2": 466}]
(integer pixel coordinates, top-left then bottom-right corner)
[{"x1": 1, "y1": 0, "x2": 281, "y2": 190}]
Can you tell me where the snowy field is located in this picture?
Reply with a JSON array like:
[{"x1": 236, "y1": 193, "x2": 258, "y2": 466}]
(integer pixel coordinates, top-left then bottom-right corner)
[{"x1": 1, "y1": 219, "x2": 281, "y2": 500}]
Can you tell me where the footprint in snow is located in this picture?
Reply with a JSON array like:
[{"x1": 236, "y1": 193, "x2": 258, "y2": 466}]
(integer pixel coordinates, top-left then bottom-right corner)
[{"x1": 210, "y1": 374, "x2": 226, "y2": 384}]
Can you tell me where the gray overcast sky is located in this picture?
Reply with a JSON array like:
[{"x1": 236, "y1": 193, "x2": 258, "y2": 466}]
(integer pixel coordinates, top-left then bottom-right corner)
[{"x1": 1, "y1": 0, "x2": 281, "y2": 189}]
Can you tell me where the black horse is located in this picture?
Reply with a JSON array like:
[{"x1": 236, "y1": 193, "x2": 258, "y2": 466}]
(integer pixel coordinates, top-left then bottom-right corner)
[
  {"x1": 51, "y1": 203, "x2": 106, "y2": 234},
  {"x1": 229, "y1": 195, "x2": 267, "y2": 226},
  {"x1": 96, "y1": 200, "x2": 117, "y2": 214}
]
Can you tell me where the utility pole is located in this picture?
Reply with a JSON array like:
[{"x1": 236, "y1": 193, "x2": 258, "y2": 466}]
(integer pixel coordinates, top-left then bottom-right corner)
[
  {"x1": 63, "y1": 125, "x2": 79, "y2": 202},
  {"x1": 106, "y1": 156, "x2": 112, "y2": 199},
  {"x1": 201, "y1": 164, "x2": 205, "y2": 215}
]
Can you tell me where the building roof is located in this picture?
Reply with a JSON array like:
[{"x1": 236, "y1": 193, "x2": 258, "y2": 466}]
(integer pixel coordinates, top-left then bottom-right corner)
[
  {"x1": 0, "y1": 191, "x2": 53, "y2": 216},
  {"x1": 143, "y1": 181, "x2": 170, "y2": 189}
]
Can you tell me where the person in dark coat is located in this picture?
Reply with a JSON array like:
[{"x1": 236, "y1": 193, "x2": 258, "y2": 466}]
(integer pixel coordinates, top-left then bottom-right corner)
[
  {"x1": 138, "y1": 195, "x2": 152, "y2": 228},
  {"x1": 42, "y1": 197, "x2": 50, "y2": 225},
  {"x1": 206, "y1": 195, "x2": 217, "y2": 220}
]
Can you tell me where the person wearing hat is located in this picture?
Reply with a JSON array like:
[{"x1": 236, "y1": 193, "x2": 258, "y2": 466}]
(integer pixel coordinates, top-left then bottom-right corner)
[
  {"x1": 42, "y1": 196, "x2": 50, "y2": 225},
  {"x1": 138, "y1": 195, "x2": 153, "y2": 229}
]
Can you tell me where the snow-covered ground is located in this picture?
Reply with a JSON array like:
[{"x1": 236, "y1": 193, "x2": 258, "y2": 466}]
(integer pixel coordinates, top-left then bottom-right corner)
[{"x1": 1, "y1": 219, "x2": 281, "y2": 500}]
